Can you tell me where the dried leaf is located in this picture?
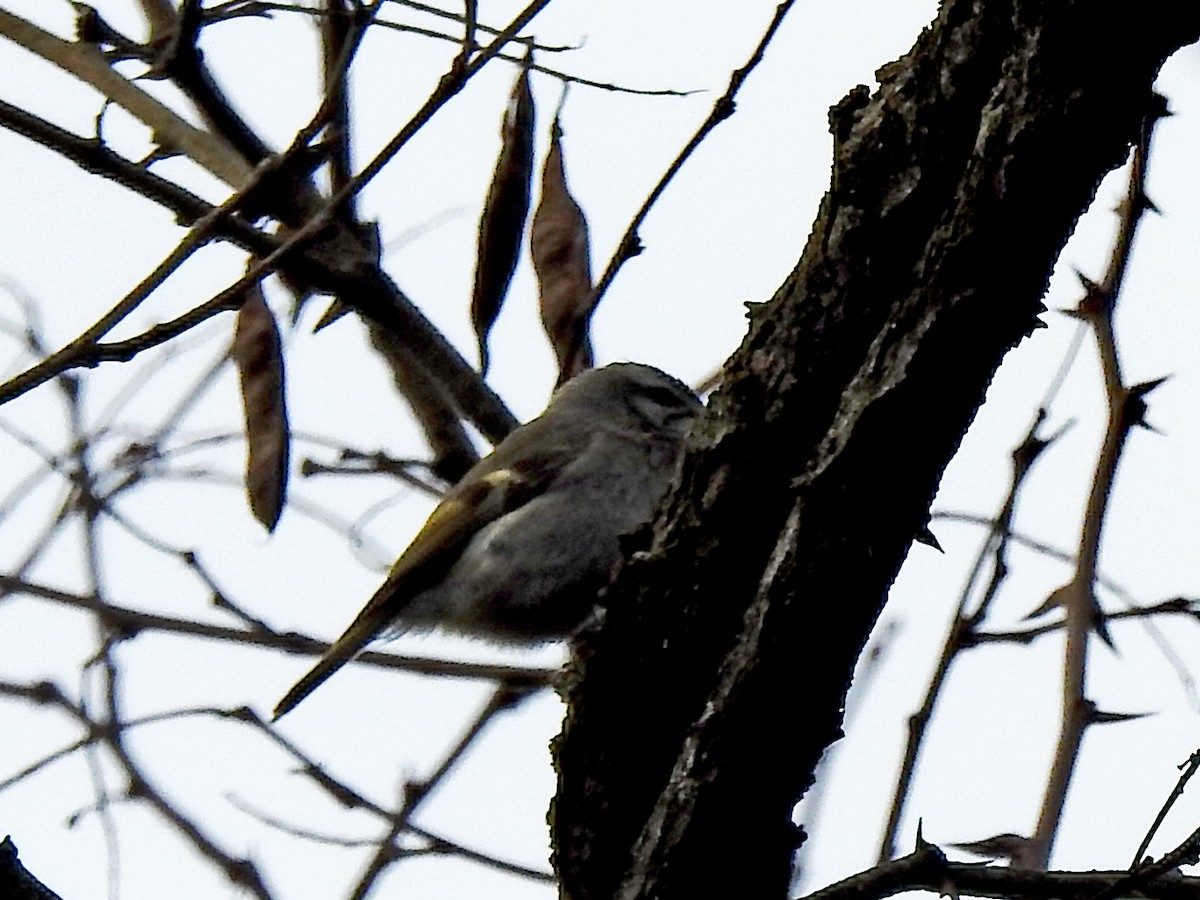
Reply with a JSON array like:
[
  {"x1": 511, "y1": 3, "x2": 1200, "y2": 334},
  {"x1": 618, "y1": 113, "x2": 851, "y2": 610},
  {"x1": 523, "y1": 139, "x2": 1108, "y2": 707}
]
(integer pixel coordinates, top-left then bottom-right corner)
[
  {"x1": 531, "y1": 116, "x2": 594, "y2": 386},
  {"x1": 470, "y1": 56, "x2": 535, "y2": 375},
  {"x1": 232, "y1": 284, "x2": 290, "y2": 531}
]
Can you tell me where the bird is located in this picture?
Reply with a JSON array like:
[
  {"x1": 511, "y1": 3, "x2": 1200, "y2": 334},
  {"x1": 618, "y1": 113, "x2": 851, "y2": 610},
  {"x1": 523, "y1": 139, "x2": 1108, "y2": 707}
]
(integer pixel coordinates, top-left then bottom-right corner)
[{"x1": 273, "y1": 362, "x2": 702, "y2": 719}]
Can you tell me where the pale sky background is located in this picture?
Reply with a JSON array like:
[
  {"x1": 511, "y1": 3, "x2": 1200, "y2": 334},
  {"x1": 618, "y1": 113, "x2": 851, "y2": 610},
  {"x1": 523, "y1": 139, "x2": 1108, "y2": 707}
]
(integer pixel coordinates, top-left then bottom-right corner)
[{"x1": 2, "y1": 2, "x2": 1199, "y2": 898}]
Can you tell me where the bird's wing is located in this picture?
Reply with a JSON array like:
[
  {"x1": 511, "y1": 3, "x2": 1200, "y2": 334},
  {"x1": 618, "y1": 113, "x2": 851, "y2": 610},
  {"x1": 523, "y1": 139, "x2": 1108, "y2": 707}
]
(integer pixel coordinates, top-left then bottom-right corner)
[{"x1": 272, "y1": 433, "x2": 577, "y2": 720}]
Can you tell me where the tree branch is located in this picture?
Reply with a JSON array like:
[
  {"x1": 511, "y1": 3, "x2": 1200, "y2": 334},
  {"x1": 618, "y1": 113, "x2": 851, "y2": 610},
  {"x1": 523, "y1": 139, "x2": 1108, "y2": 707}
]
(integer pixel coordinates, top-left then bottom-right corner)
[{"x1": 555, "y1": 4, "x2": 1200, "y2": 898}]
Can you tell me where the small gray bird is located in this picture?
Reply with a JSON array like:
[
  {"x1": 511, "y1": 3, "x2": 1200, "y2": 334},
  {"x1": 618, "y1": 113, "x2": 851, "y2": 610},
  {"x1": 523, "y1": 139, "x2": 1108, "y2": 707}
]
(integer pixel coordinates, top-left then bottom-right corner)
[{"x1": 273, "y1": 362, "x2": 701, "y2": 719}]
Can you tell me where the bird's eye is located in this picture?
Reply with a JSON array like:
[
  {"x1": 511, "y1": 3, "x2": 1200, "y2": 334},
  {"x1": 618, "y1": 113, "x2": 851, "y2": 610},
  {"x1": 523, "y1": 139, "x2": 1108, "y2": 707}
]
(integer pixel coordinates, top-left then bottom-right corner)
[{"x1": 642, "y1": 385, "x2": 692, "y2": 408}]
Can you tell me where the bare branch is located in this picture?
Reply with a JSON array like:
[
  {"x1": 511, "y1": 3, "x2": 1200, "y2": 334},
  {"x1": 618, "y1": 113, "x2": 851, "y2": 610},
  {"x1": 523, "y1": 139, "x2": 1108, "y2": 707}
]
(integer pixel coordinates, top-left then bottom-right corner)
[
  {"x1": 878, "y1": 421, "x2": 1057, "y2": 861},
  {"x1": 804, "y1": 841, "x2": 1200, "y2": 900},
  {"x1": 0, "y1": 9, "x2": 252, "y2": 186},
  {"x1": 1019, "y1": 102, "x2": 1168, "y2": 870},
  {"x1": 0, "y1": 573, "x2": 554, "y2": 686},
  {"x1": 588, "y1": 0, "x2": 796, "y2": 312}
]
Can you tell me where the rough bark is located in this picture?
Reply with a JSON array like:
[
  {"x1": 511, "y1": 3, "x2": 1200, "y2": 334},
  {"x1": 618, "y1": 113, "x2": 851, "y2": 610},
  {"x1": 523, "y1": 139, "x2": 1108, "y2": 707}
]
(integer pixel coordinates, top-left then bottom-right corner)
[{"x1": 553, "y1": 3, "x2": 1200, "y2": 899}]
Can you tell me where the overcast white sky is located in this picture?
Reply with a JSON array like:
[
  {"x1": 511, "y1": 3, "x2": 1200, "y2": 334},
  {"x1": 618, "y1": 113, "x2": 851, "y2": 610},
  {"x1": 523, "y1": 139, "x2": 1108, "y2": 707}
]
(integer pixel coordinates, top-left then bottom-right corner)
[{"x1": 2, "y1": 2, "x2": 1200, "y2": 898}]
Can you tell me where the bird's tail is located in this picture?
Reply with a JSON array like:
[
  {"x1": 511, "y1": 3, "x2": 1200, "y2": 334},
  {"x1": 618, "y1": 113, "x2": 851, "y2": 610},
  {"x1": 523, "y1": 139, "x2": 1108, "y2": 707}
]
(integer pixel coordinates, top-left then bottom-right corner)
[{"x1": 272, "y1": 612, "x2": 382, "y2": 721}]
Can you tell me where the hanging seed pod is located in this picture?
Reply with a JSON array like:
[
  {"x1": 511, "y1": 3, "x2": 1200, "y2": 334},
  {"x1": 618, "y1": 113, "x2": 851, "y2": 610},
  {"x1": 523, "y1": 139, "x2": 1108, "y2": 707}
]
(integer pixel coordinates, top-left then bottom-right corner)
[
  {"x1": 232, "y1": 283, "x2": 290, "y2": 531},
  {"x1": 531, "y1": 116, "x2": 594, "y2": 385},
  {"x1": 470, "y1": 52, "x2": 535, "y2": 375}
]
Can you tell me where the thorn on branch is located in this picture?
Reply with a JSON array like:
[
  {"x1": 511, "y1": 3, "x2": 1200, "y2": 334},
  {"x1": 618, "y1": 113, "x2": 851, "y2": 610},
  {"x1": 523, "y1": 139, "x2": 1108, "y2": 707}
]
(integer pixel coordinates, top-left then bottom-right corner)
[
  {"x1": 914, "y1": 524, "x2": 943, "y2": 552},
  {"x1": 619, "y1": 233, "x2": 644, "y2": 261},
  {"x1": 1124, "y1": 375, "x2": 1169, "y2": 432},
  {"x1": 1085, "y1": 700, "x2": 1151, "y2": 725}
]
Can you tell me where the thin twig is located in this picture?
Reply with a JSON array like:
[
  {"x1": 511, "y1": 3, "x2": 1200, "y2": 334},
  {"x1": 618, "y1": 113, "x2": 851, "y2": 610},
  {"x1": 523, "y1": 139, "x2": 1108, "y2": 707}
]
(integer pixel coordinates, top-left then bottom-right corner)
[
  {"x1": 973, "y1": 598, "x2": 1200, "y2": 645},
  {"x1": 588, "y1": 0, "x2": 795, "y2": 309},
  {"x1": 0, "y1": 671, "x2": 275, "y2": 897},
  {"x1": 802, "y1": 840, "x2": 1200, "y2": 900},
  {"x1": 1130, "y1": 750, "x2": 1200, "y2": 868},
  {"x1": 1018, "y1": 102, "x2": 1167, "y2": 870},
  {"x1": 0, "y1": 150, "x2": 282, "y2": 406},
  {"x1": 0, "y1": 9, "x2": 252, "y2": 186},
  {"x1": 1092, "y1": 822, "x2": 1200, "y2": 900},
  {"x1": 350, "y1": 683, "x2": 538, "y2": 896},
  {"x1": 0, "y1": 573, "x2": 555, "y2": 685},
  {"x1": 0, "y1": 97, "x2": 519, "y2": 444},
  {"x1": 878, "y1": 422, "x2": 1056, "y2": 861}
]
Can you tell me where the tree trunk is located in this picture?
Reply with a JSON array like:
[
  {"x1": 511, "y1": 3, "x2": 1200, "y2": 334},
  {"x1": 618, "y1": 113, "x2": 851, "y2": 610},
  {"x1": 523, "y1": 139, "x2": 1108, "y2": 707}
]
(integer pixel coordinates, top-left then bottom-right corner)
[{"x1": 554, "y1": 3, "x2": 1200, "y2": 899}]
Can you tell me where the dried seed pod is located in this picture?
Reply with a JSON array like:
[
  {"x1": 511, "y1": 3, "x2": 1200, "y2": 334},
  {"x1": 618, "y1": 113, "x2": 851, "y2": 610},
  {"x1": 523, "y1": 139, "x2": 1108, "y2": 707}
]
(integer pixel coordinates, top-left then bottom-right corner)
[
  {"x1": 531, "y1": 117, "x2": 594, "y2": 385},
  {"x1": 232, "y1": 283, "x2": 290, "y2": 531},
  {"x1": 470, "y1": 56, "x2": 535, "y2": 375}
]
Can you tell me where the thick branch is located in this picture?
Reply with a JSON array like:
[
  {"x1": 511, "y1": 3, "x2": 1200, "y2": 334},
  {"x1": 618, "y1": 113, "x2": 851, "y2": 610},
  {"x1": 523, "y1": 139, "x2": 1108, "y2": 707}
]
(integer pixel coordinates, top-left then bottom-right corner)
[{"x1": 554, "y1": 4, "x2": 1200, "y2": 899}]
